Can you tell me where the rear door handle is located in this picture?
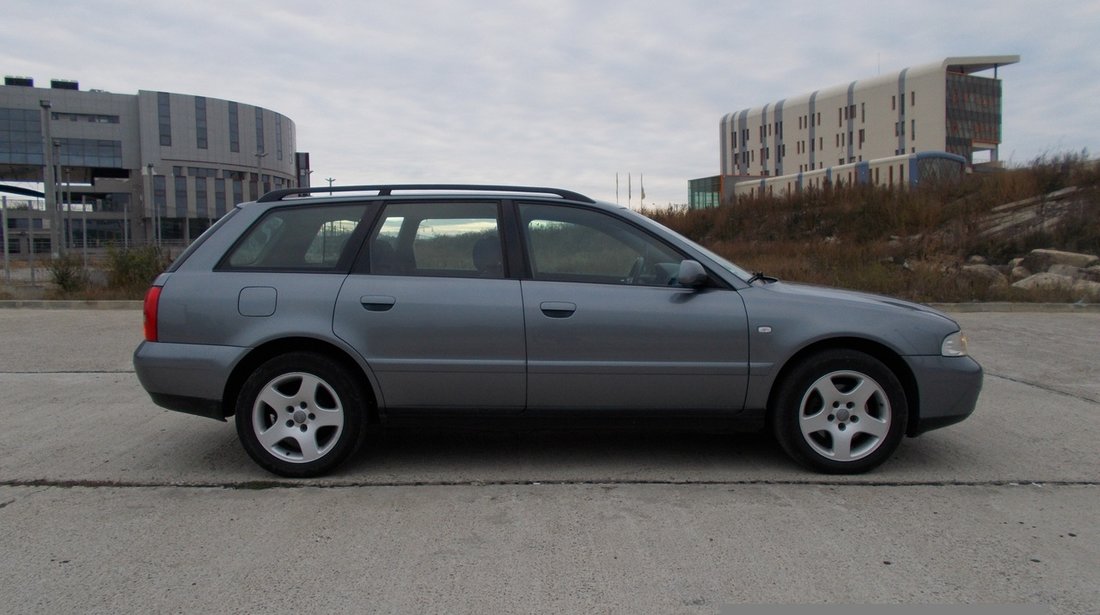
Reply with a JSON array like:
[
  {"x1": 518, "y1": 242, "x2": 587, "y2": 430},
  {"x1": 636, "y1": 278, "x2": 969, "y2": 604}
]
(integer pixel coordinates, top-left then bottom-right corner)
[
  {"x1": 360, "y1": 295, "x2": 397, "y2": 312},
  {"x1": 540, "y1": 301, "x2": 576, "y2": 318}
]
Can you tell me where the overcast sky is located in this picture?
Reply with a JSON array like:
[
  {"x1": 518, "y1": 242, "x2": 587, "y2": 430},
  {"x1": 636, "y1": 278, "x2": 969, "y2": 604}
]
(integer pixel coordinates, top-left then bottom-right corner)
[{"x1": 3, "y1": 0, "x2": 1097, "y2": 206}]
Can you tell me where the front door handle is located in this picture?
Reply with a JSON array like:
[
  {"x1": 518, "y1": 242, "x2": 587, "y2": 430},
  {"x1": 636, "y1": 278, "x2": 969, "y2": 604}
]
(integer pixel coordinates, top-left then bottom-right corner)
[
  {"x1": 360, "y1": 295, "x2": 397, "y2": 312},
  {"x1": 540, "y1": 301, "x2": 576, "y2": 318}
]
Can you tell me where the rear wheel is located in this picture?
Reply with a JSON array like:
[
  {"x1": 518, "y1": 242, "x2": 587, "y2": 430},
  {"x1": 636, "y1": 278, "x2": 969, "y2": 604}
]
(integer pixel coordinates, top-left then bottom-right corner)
[
  {"x1": 235, "y1": 352, "x2": 366, "y2": 477},
  {"x1": 772, "y1": 349, "x2": 907, "y2": 474}
]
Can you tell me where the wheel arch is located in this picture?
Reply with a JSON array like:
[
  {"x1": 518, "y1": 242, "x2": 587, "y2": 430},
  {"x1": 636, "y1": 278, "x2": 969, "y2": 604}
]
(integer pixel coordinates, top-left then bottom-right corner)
[
  {"x1": 765, "y1": 337, "x2": 920, "y2": 436},
  {"x1": 221, "y1": 337, "x2": 381, "y2": 424}
]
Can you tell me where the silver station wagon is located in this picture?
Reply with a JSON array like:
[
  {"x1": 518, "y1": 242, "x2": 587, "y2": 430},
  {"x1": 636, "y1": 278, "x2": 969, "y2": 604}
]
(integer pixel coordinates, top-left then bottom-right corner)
[{"x1": 134, "y1": 184, "x2": 982, "y2": 477}]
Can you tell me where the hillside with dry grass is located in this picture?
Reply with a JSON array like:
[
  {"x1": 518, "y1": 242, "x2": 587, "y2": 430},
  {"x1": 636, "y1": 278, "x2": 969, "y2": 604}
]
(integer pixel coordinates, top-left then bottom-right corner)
[{"x1": 645, "y1": 152, "x2": 1100, "y2": 303}]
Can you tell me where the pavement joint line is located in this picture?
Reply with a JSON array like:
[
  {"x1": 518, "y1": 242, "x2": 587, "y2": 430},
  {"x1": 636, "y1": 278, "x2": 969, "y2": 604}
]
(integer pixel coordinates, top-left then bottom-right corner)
[
  {"x1": 984, "y1": 371, "x2": 1100, "y2": 405},
  {"x1": 0, "y1": 370, "x2": 135, "y2": 375},
  {"x1": 1, "y1": 478, "x2": 1098, "y2": 490}
]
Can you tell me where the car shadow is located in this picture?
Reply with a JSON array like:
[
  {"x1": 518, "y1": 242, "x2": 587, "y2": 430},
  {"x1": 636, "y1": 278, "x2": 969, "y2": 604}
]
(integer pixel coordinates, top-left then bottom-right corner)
[{"x1": 336, "y1": 416, "x2": 795, "y2": 480}]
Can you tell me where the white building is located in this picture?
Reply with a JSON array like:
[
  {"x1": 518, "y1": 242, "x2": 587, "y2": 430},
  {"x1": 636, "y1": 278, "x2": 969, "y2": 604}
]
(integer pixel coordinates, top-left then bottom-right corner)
[{"x1": 719, "y1": 56, "x2": 1019, "y2": 179}]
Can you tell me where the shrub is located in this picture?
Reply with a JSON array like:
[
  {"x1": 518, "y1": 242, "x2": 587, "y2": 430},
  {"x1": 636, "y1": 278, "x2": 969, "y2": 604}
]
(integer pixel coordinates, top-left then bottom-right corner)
[
  {"x1": 106, "y1": 245, "x2": 169, "y2": 293},
  {"x1": 48, "y1": 254, "x2": 88, "y2": 295}
]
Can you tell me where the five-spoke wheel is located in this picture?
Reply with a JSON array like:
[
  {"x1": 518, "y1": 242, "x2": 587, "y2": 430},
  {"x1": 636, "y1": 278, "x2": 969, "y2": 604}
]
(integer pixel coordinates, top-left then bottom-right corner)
[
  {"x1": 235, "y1": 352, "x2": 365, "y2": 477},
  {"x1": 772, "y1": 349, "x2": 907, "y2": 474}
]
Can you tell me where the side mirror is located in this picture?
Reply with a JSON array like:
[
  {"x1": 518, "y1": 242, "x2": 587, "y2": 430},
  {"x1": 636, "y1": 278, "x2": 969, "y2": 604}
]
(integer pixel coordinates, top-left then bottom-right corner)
[{"x1": 677, "y1": 260, "x2": 708, "y2": 288}]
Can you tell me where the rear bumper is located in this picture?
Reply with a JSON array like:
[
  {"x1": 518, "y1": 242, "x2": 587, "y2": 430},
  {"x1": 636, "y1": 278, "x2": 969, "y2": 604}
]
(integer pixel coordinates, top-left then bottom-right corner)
[
  {"x1": 903, "y1": 355, "x2": 984, "y2": 436},
  {"x1": 133, "y1": 341, "x2": 248, "y2": 421}
]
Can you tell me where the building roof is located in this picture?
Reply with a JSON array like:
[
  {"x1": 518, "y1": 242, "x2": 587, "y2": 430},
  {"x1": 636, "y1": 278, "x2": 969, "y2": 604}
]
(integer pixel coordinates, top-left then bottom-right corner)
[{"x1": 942, "y1": 55, "x2": 1020, "y2": 75}]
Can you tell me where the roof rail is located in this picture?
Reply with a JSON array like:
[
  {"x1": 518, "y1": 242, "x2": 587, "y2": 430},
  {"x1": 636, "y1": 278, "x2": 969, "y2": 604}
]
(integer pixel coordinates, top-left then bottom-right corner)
[{"x1": 256, "y1": 184, "x2": 595, "y2": 204}]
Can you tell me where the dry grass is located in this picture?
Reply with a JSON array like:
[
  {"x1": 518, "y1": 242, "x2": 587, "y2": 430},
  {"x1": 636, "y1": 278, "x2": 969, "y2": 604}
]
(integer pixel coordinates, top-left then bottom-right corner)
[{"x1": 646, "y1": 152, "x2": 1100, "y2": 302}]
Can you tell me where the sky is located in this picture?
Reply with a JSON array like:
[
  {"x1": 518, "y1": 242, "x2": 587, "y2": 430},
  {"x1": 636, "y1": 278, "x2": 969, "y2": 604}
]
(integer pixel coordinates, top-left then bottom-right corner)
[{"x1": 3, "y1": 0, "x2": 1098, "y2": 207}]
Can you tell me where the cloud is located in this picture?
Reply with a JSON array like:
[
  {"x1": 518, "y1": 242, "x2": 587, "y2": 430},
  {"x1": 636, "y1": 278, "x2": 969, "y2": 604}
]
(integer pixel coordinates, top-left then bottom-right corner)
[{"x1": 2, "y1": 0, "x2": 1098, "y2": 205}]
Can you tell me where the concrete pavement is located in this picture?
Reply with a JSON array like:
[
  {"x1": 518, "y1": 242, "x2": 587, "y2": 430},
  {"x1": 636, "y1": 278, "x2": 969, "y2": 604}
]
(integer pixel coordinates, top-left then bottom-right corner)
[{"x1": 0, "y1": 308, "x2": 1097, "y2": 613}]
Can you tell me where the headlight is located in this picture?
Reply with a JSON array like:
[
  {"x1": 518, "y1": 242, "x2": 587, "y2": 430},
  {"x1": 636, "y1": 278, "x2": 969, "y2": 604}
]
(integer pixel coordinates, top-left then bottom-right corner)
[{"x1": 941, "y1": 331, "x2": 969, "y2": 357}]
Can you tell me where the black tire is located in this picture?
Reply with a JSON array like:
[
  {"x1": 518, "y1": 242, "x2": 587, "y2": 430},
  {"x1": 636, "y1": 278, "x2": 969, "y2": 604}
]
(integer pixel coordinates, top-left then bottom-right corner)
[
  {"x1": 235, "y1": 352, "x2": 366, "y2": 478},
  {"x1": 771, "y1": 349, "x2": 908, "y2": 474}
]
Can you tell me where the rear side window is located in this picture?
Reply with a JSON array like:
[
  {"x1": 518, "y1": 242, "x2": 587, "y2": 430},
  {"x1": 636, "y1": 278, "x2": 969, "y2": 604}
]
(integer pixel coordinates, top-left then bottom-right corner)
[
  {"x1": 367, "y1": 201, "x2": 504, "y2": 278},
  {"x1": 223, "y1": 204, "x2": 369, "y2": 270}
]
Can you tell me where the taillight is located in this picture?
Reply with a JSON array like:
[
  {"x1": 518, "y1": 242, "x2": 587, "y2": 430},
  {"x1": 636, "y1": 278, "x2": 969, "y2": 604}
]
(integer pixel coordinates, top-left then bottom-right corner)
[{"x1": 143, "y1": 286, "x2": 162, "y2": 342}]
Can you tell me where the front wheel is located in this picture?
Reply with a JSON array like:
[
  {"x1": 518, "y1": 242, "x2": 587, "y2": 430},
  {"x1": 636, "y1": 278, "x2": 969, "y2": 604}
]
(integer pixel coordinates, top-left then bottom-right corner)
[
  {"x1": 235, "y1": 352, "x2": 366, "y2": 478},
  {"x1": 772, "y1": 349, "x2": 908, "y2": 474}
]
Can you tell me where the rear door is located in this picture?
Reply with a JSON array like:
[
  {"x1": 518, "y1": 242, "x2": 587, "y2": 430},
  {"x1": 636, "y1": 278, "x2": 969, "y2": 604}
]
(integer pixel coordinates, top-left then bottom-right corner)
[{"x1": 333, "y1": 200, "x2": 526, "y2": 411}]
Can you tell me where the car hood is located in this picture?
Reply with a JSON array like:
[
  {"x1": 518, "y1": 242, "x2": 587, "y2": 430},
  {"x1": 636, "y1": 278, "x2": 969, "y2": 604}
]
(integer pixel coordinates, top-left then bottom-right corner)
[{"x1": 758, "y1": 280, "x2": 958, "y2": 324}]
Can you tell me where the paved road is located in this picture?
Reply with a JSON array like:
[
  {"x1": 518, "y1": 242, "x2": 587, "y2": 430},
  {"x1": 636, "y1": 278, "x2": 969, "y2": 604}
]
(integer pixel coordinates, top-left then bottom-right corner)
[{"x1": 0, "y1": 308, "x2": 1097, "y2": 613}]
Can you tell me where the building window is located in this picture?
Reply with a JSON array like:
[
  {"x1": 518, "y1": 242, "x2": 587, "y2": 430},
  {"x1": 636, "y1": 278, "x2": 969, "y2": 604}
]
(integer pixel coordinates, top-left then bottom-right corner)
[
  {"x1": 255, "y1": 107, "x2": 265, "y2": 154},
  {"x1": 174, "y1": 175, "x2": 188, "y2": 218},
  {"x1": 861, "y1": 102, "x2": 865, "y2": 123},
  {"x1": 911, "y1": 119, "x2": 916, "y2": 139},
  {"x1": 228, "y1": 102, "x2": 240, "y2": 153},
  {"x1": 157, "y1": 92, "x2": 171, "y2": 147},
  {"x1": 911, "y1": 91, "x2": 916, "y2": 107},
  {"x1": 891, "y1": 95, "x2": 896, "y2": 111},
  {"x1": 275, "y1": 114, "x2": 283, "y2": 161},
  {"x1": 195, "y1": 96, "x2": 208, "y2": 150}
]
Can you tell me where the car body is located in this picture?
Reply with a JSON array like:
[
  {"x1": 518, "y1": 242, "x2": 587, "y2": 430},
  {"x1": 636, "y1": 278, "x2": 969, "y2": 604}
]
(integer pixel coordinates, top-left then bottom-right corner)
[{"x1": 134, "y1": 184, "x2": 982, "y2": 477}]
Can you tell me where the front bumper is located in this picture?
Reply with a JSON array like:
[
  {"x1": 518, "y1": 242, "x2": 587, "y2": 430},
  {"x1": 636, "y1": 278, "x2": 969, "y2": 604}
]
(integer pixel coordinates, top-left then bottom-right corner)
[
  {"x1": 903, "y1": 354, "x2": 984, "y2": 436},
  {"x1": 133, "y1": 341, "x2": 249, "y2": 421}
]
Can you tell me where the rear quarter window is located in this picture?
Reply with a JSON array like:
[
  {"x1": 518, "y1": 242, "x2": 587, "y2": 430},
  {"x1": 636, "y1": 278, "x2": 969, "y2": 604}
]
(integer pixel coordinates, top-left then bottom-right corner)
[{"x1": 222, "y1": 203, "x2": 370, "y2": 271}]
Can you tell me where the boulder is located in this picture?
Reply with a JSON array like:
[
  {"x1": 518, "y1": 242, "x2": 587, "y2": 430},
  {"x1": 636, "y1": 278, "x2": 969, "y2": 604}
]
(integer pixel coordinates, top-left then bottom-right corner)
[
  {"x1": 1047, "y1": 264, "x2": 1083, "y2": 280},
  {"x1": 967, "y1": 255, "x2": 988, "y2": 265},
  {"x1": 1010, "y1": 266, "x2": 1031, "y2": 282},
  {"x1": 959, "y1": 264, "x2": 1007, "y2": 287},
  {"x1": 1072, "y1": 279, "x2": 1100, "y2": 300},
  {"x1": 1082, "y1": 266, "x2": 1100, "y2": 284},
  {"x1": 1020, "y1": 249, "x2": 1099, "y2": 273},
  {"x1": 1011, "y1": 272, "x2": 1075, "y2": 292}
]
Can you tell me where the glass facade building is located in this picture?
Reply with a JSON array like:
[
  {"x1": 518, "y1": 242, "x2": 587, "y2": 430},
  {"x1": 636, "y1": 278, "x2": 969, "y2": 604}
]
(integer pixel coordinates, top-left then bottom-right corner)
[{"x1": 1, "y1": 77, "x2": 310, "y2": 253}]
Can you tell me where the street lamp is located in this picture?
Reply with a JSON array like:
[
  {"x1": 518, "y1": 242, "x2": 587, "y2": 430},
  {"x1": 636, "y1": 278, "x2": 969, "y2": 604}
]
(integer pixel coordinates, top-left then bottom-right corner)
[
  {"x1": 255, "y1": 151, "x2": 267, "y2": 199},
  {"x1": 39, "y1": 100, "x2": 60, "y2": 258},
  {"x1": 146, "y1": 163, "x2": 159, "y2": 247},
  {"x1": 325, "y1": 177, "x2": 335, "y2": 195}
]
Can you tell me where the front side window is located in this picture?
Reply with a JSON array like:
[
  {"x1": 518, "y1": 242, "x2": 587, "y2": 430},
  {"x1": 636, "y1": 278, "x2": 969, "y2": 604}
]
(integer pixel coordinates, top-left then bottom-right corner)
[
  {"x1": 519, "y1": 203, "x2": 683, "y2": 286},
  {"x1": 224, "y1": 204, "x2": 368, "y2": 270},
  {"x1": 368, "y1": 201, "x2": 503, "y2": 278}
]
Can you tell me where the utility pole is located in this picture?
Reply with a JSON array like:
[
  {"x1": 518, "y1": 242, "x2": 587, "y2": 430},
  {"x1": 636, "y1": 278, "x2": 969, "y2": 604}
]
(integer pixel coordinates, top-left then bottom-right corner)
[{"x1": 326, "y1": 177, "x2": 335, "y2": 194}]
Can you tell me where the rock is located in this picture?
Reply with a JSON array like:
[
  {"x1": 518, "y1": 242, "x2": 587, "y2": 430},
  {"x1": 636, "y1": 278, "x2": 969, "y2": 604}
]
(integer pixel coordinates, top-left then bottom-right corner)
[
  {"x1": 1010, "y1": 266, "x2": 1031, "y2": 281},
  {"x1": 1047, "y1": 264, "x2": 1082, "y2": 280},
  {"x1": 1020, "y1": 249, "x2": 1099, "y2": 273},
  {"x1": 1011, "y1": 272, "x2": 1075, "y2": 292},
  {"x1": 960, "y1": 264, "x2": 1007, "y2": 287},
  {"x1": 967, "y1": 255, "x2": 988, "y2": 265},
  {"x1": 1009, "y1": 257, "x2": 1025, "y2": 268},
  {"x1": 1072, "y1": 279, "x2": 1100, "y2": 300},
  {"x1": 1082, "y1": 266, "x2": 1100, "y2": 284}
]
